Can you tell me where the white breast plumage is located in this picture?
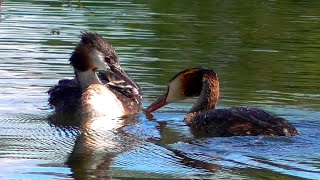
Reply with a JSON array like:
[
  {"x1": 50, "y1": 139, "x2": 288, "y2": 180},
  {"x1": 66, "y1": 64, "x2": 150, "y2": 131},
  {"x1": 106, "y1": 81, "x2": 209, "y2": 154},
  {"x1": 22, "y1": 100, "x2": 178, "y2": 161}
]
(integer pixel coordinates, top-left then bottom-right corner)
[{"x1": 81, "y1": 84, "x2": 125, "y2": 119}]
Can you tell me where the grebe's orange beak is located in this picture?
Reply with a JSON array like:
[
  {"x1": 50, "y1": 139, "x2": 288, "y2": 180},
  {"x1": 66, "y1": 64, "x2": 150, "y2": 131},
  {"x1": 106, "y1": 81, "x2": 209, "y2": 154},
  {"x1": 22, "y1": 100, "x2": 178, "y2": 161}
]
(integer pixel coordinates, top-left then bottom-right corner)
[{"x1": 145, "y1": 91, "x2": 168, "y2": 114}]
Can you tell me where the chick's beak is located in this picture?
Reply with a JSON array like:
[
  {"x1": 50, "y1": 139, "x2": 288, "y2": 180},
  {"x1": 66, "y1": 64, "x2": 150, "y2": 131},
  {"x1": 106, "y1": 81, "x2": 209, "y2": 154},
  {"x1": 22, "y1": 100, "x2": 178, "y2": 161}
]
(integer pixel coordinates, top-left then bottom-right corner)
[
  {"x1": 109, "y1": 64, "x2": 139, "y2": 90},
  {"x1": 145, "y1": 91, "x2": 168, "y2": 114}
]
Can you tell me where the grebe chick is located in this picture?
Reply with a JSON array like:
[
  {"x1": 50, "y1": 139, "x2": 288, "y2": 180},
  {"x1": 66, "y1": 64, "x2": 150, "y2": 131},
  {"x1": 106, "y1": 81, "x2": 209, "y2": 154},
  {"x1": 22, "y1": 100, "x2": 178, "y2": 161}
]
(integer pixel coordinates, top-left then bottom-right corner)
[
  {"x1": 48, "y1": 32, "x2": 142, "y2": 118},
  {"x1": 146, "y1": 67, "x2": 297, "y2": 137}
]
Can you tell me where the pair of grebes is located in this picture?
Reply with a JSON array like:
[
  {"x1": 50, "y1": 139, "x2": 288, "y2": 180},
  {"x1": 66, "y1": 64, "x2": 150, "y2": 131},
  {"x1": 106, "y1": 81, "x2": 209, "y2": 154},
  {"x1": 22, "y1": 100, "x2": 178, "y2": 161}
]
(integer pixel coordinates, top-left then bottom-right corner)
[{"x1": 48, "y1": 32, "x2": 298, "y2": 137}]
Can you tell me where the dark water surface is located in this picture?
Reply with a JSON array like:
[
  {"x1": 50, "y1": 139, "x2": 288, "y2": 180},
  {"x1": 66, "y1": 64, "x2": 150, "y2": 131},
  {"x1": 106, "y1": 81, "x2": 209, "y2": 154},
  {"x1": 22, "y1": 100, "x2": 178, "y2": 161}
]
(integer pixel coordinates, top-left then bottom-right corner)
[{"x1": 0, "y1": 1, "x2": 320, "y2": 179}]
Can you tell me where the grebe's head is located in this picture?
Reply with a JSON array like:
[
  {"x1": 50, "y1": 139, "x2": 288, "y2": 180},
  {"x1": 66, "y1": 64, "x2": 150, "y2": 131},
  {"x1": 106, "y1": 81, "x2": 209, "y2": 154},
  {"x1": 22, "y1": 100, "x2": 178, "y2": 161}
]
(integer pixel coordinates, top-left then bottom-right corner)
[
  {"x1": 70, "y1": 31, "x2": 138, "y2": 89},
  {"x1": 146, "y1": 67, "x2": 218, "y2": 113},
  {"x1": 70, "y1": 31, "x2": 117, "y2": 73}
]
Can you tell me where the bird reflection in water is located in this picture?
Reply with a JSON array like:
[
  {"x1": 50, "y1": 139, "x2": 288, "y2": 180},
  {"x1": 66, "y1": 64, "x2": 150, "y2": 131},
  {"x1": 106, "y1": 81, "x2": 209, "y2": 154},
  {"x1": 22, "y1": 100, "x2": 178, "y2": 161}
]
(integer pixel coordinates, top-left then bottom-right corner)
[
  {"x1": 48, "y1": 114, "x2": 140, "y2": 179},
  {"x1": 68, "y1": 117, "x2": 138, "y2": 179},
  {"x1": 48, "y1": 112, "x2": 223, "y2": 178}
]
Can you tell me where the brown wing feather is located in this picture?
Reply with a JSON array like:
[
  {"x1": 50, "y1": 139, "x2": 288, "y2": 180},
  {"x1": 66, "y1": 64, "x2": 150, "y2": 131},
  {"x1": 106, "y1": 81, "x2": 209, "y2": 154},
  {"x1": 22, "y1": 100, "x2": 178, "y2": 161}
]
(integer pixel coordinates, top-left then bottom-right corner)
[
  {"x1": 185, "y1": 107, "x2": 298, "y2": 137},
  {"x1": 47, "y1": 79, "x2": 81, "y2": 113}
]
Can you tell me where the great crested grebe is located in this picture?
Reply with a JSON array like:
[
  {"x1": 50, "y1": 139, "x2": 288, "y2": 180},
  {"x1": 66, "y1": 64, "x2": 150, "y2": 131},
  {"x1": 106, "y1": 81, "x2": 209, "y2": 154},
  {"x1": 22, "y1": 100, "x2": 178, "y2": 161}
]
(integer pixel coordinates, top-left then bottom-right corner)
[
  {"x1": 48, "y1": 32, "x2": 142, "y2": 118},
  {"x1": 146, "y1": 67, "x2": 298, "y2": 137}
]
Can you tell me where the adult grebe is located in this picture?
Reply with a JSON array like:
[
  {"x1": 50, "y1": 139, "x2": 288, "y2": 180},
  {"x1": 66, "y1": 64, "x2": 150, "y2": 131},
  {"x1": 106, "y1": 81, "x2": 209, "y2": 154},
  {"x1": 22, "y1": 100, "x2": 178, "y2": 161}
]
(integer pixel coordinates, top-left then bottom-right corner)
[
  {"x1": 146, "y1": 67, "x2": 298, "y2": 137},
  {"x1": 48, "y1": 32, "x2": 142, "y2": 118}
]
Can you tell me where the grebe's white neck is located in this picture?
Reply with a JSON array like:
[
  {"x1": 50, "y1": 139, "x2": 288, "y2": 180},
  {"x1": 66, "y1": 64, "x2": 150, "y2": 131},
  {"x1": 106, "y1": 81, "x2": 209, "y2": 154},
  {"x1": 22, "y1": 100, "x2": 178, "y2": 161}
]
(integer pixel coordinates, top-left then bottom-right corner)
[{"x1": 75, "y1": 69, "x2": 103, "y2": 89}]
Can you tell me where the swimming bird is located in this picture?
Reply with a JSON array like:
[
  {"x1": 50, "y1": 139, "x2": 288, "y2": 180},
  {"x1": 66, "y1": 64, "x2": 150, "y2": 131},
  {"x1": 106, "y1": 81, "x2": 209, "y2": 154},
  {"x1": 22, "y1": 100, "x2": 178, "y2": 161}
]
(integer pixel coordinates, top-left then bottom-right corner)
[
  {"x1": 48, "y1": 32, "x2": 142, "y2": 118},
  {"x1": 145, "y1": 67, "x2": 297, "y2": 137}
]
